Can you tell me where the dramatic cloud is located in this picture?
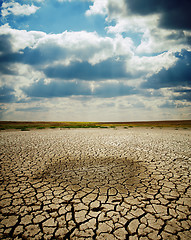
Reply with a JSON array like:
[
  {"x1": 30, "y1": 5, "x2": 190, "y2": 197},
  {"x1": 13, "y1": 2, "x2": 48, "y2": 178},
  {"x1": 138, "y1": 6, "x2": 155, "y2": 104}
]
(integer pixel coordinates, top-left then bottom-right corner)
[
  {"x1": 0, "y1": 24, "x2": 133, "y2": 65},
  {"x1": 93, "y1": 82, "x2": 137, "y2": 98},
  {"x1": 172, "y1": 89, "x2": 191, "y2": 102},
  {"x1": 141, "y1": 50, "x2": 191, "y2": 89},
  {"x1": 23, "y1": 79, "x2": 92, "y2": 98},
  {"x1": 0, "y1": 0, "x2": 191, "y2": 121},
  {"x1": 0, "y1": 33, "x2": 13, "y2": 54},
  {"x1": 0, "y1": 24, "x2": 45, "y2": 52},
  {"x1": 44, "y1": 59, "x2": 133, "y2": 81},
  {"x1": 23, "y1": 79, "x2": 137, "y2": 99},
  {"x1": 0, "y1": 85, "x2": 16, "y2": 103},
  {"x1": 126, "y1": 0, "x2": 191, "y2": 30}
]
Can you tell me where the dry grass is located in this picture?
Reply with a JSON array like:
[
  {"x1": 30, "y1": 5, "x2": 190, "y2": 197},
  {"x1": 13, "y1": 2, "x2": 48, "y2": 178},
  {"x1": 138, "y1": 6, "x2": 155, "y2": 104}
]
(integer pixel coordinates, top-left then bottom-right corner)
[{"x1": 0, "y1": 120, "x2": 191, "y2": 130}]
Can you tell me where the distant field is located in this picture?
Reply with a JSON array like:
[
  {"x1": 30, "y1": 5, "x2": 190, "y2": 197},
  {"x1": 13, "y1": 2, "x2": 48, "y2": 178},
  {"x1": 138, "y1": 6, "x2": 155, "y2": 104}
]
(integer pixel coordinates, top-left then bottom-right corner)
[{"x1": 0, "y1": 120, "x2": 191, "y2": 130}]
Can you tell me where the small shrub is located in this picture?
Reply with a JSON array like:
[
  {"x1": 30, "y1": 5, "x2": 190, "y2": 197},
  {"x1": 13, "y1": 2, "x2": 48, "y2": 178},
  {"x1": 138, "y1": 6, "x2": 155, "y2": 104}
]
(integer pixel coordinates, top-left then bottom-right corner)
[
  {"x1": 21, "y1": 128, "x2": 29, "y2": 131},
  {"x1": 36, "y1": 126, "x2": 45, "y2": 129}
]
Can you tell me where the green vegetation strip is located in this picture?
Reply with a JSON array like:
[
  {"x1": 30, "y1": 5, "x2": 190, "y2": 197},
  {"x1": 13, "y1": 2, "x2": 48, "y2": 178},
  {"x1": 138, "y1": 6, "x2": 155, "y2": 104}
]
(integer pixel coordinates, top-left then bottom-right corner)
[{"x1": 0, "y1": 120, "x2": 191, "y2": 130}]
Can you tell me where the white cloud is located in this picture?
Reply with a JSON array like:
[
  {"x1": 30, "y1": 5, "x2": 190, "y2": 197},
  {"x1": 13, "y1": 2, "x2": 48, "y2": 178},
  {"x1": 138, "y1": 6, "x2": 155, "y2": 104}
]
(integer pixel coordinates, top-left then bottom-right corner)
[
  {"x1": 1, "y1": 1, "x2": 40, "y2": 17},
  {"x1": 127, "y1": 51, "x2": 177, "y2": 78},
  {"x1": 85, "y1": 0, "x2": 125, "y2": 17},
  {"x1": 106, "y1": 13, "x2": 158, "y2": 35},
  {"x1": 91, "y1": 0, "x2": 191, "y2": 55},
  {"x1": 36, "y1": 30, "x2": 134, "y2": 65},
  {"x1": 133, "y1": 23, "x2": 191, "y2": 54},
  {"x1": 107, "y1": 13, "x2": 191, "y2": 54},
  {"x1": 0, "y1": 24, "x2": 134, "y2": 103},
  {"x1": 0, "y1": 24, "x2": 134, "y2": 65},
  {"x1": 85, "y1": 0, "x2": 108, "y2": 16},
  {"x1": 0, "y1": 24, "x2": 45, "y2": 52}
]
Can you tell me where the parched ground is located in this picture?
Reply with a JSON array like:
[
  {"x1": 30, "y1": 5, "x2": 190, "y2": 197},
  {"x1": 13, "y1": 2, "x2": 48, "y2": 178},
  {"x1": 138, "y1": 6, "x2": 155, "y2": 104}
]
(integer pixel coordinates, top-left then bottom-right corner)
[{"x1": 0, "y1": 128, "x2": 191, "y2": 240}]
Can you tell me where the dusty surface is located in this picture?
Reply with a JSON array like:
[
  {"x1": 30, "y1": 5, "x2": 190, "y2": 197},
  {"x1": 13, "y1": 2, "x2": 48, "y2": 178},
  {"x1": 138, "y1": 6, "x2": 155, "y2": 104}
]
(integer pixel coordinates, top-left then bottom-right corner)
[{"x1": 0, "y1": 128, "x2": 191, "y2": 240}]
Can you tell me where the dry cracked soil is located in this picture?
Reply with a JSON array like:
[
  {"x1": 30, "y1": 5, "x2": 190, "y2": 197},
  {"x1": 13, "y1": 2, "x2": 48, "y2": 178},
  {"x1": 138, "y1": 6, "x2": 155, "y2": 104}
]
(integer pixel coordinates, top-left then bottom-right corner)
[{"x1": 0, "y1": 128, "x2": 191, "y2": 240}]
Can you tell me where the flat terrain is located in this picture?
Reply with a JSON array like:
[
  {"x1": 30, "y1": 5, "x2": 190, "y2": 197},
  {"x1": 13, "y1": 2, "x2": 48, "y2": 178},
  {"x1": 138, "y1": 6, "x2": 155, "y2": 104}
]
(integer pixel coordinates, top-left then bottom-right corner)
[
  {"x1": 1, "y1": 120, "x2": 191, "y2": 130},
  {"x1": 0, "y1": 128, "x2": 191, "y2": 239}
]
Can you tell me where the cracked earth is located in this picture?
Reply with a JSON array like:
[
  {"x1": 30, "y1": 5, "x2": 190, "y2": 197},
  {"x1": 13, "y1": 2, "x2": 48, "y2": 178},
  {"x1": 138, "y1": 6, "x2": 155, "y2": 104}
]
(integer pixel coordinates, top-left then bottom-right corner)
[{"x1": 0, "y1": 128, "x2": 191, "y2": 240}]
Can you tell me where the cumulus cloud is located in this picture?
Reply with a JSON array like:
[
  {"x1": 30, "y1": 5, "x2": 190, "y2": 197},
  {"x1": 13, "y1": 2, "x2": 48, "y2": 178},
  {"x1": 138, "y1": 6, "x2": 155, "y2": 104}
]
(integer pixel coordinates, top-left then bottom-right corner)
[
  {"x1": 125, "y1": 0, "x2": 191, "y2": 30},
  {"x1": 0, "y1": 33, "x2": 17, "y2": 74},
  {"x1": 22, "y1": 79, "x2": 92, "y2": 98},
  {"x1": 0, "y1": 33, "x2": 13, "y2": 54},
  {"x1": 172, "y1": 89, "x2": 191, "y2": 102},
  {"x1": 22, "y1": 78, "x2": 138, "y2": 99},
  {"x1": 44, "y1": 58, "x2": 133, "y2": 81},
  {"x1": 127, "y1": 51, "x2": 176, "y2": 77},
  {"x1": 1, "y1": 1, "x2": 40, "y2": 17},
  {"x1": 141, "y1": 49, "x2": 191, "y2": 89},
  {"x1": 1, "y1": 1, "x2": 191, "y2": 121},
  {"x1": 106, "y1": 11, "x2": 191, "y2": 55},
  {"x1": 0, "y1": 24, "x2": 136, "y2": 84},
  {"x1": 0, "y1": 85, "x2": 16, "y2": 103},
  {"x1": 0, "y1": 24, "x2": 133, "y2": 65},
  {"x1": 93, "y1": 81, "x2": 137, "y2": 98},
  {"x1": 85, "y1": 0, "x2": 108, "y2": 16},
  {"x1": 0, "y1": 24, "x2": 45, "y2": 52}
]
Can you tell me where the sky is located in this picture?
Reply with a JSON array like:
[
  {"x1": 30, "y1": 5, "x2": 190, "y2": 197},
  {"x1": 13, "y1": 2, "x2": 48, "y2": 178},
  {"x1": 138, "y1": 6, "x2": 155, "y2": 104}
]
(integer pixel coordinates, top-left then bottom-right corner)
[{"x1": 0, "y1": 0, "x2": 191, "y2": 122}]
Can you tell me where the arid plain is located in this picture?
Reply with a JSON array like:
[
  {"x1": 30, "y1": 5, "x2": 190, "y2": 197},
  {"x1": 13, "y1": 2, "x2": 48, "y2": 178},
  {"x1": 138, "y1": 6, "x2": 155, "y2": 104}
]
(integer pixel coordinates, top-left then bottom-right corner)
[{"x1": 0, "y1": 126, "x2": 191, "y2": 239}]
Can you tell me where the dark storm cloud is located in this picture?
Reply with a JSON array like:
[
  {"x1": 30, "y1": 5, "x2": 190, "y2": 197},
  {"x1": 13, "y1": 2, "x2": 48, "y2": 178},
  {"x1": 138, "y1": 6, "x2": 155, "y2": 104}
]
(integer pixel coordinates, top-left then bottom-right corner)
[
  {"x1": 126, "y1": 0, "x2": 191, "y2": 30},
  {"x1": 0, "y1": 34, "x2": 23, "y2": 75},
  {"x1": 0, "y1": 34, "x2": 18, "y2": 74},
  {"x1": 0, "y1": 85, "x2": 16, "y2": 103},
  {"x1": 0, "y1": 34, "x2": 13, "y2": 54},
  {"x1": 0, "y1": 46, "x2": 64, "y2": 67},
  {"x1": 22, "y1": 45, "x2": 67, "y2": 65},
  {"x1": 23, "y1": 79, "x2": 137, "y2": 99},
  {"x1": 44, "y1": 58, "x2": 133, "y2": 81},
  {"x1": 0, "y1": 52, "x2": 22, "y2": 63},
  {"x1": 22, "y1": 79, "x2": 92, "y2": 98},
  {"x1": 166, "y1": 31, "x2": 191, "y2": 45},
  {"x1": 0, "y1": 64, "x2": 16, "y2": 75},
  {"x1": 172, "y1": 89, "x2": 191, "y2": 102},
  {"x1": 93, "y1": 82, "x2": 137, "y2": 98},
  {"x1": 141, "y1": 49, "x2": 191, "y2": 89}
]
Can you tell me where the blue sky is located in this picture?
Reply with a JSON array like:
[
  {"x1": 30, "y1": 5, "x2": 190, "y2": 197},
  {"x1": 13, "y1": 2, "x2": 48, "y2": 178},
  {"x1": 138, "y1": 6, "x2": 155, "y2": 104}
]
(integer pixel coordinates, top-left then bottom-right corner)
[
  {"x1": 4, "y1": 0, "x2": 107, "y2": 35},
  {"x1": 0, "y1": 0, "x2": 191, "y2": 121}
]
